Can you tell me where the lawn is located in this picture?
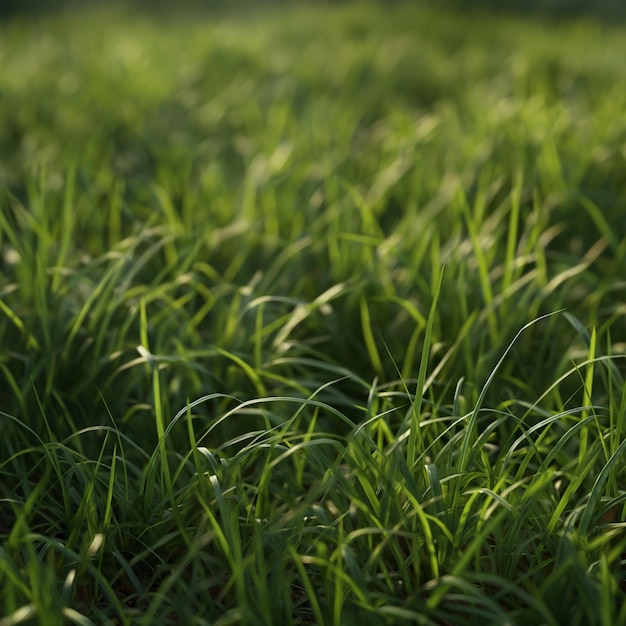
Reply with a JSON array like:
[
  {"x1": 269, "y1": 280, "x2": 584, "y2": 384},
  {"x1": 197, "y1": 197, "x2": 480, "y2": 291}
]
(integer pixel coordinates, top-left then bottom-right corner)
[{"x1": 0, "y1": 2, "x2": 625, "y2": 624}]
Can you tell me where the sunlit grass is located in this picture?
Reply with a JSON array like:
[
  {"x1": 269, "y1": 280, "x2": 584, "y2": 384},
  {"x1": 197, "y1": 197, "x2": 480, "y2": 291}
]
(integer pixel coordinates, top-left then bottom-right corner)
[{"x1": 0, "y1": 2, "x2": 625, "y2": 624}]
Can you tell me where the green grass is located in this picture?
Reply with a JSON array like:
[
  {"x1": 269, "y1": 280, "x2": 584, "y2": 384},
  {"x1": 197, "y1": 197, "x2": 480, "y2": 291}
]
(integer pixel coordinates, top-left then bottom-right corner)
[{"x1": 1, "y1": 2, "x2": 625, "y2": 624}]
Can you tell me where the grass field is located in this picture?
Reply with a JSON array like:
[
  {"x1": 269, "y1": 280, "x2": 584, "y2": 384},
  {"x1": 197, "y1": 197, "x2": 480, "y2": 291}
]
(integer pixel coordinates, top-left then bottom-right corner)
[{"x1": 1, "y1": 2, "x2": 625, "y2": 624}]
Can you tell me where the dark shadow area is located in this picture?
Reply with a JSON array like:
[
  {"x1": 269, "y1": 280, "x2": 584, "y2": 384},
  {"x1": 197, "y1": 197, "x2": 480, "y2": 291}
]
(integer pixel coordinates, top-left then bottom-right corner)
[
  {"x1": 3, "y1": 0, "x2": 626, "y2": 21},
  {"x1": 437, "y1": 0, "x2": 626, "y2": 21},
  {"x1": 0, "y1": 0, "x2": 224, "y2": 19}
]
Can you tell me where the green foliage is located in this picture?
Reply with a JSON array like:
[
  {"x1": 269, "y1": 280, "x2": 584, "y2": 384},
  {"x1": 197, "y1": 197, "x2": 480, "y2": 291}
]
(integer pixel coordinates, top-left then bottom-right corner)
[{"x1": 0, "y1": 3, "x2": 625, "y2": 624}]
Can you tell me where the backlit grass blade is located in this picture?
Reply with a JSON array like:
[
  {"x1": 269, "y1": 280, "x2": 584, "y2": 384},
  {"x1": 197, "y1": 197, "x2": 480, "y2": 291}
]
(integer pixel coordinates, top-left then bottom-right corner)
[{"x1": 408, "y1": 268, "x2": 443, "y2": 468}]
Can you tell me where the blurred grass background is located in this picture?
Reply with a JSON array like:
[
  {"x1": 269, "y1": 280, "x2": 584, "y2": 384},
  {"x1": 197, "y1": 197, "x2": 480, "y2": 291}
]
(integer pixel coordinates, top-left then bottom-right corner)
[{"x1": 2, "y1": 0, "x2": 626, "y2": 444}]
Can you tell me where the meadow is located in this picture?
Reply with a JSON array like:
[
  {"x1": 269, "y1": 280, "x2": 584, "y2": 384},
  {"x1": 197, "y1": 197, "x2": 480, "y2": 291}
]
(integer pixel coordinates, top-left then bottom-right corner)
[{"x1": 0, "y1": 2, "x2": 625, "y2": 624}]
